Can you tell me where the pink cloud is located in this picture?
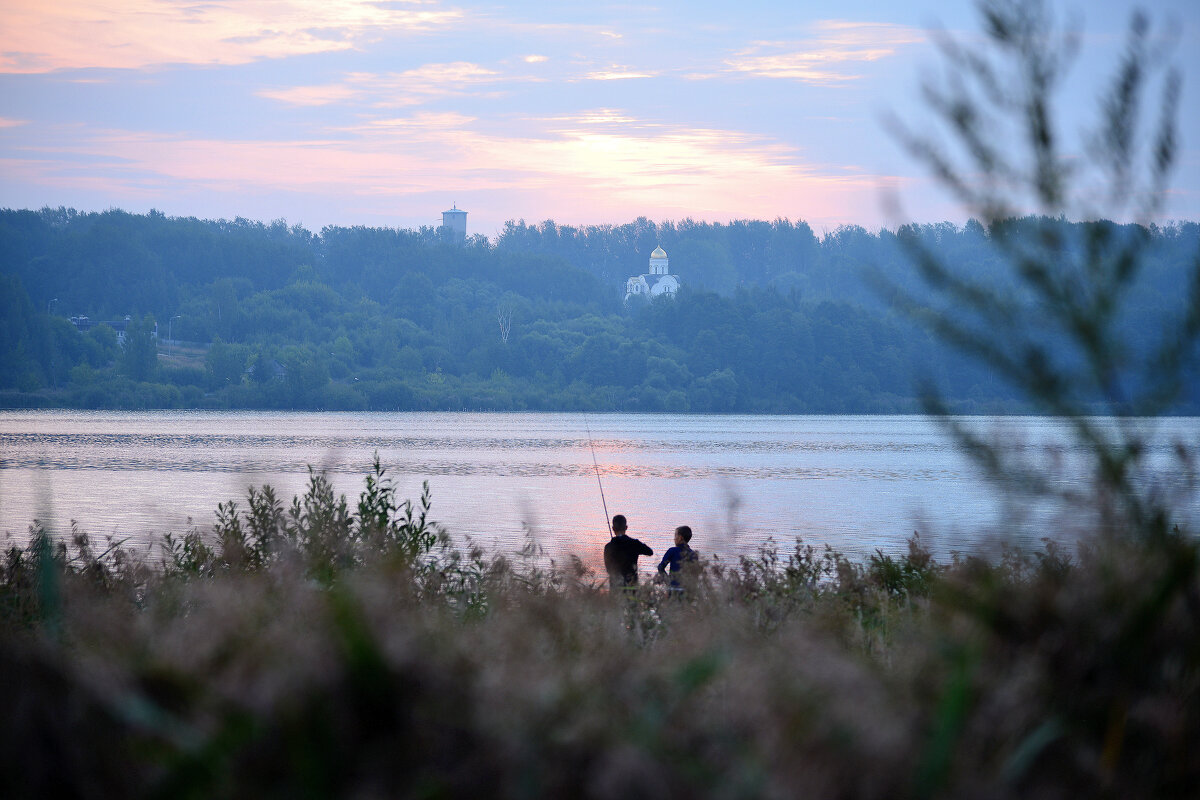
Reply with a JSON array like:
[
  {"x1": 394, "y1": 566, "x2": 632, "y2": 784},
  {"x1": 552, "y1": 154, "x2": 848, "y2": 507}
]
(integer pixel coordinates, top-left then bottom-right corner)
[
  {"x1": 354, "y1": 112, "x2": 478, "y2": 131},
  {"x1": 11, "y1": 113, "x2": 906, "y2": 230},
  {"x1": 0, "y1": 0, "x2": 462, "y2": 73},
  {"x1": 256, "y1": 84, "x2": 362, "y2": 107},
  {"x1": 259, "y1": 63, "x2": 506, "y2": 108},
  {"x1": 580, "y1": 68, "x2": 657, "y2": 81},
  {"x1": 726, "y1": 20, "x2": 925, "y2": 84},
  {"x1": 389, "y1": 62, "x2": 501, "y2": 83}
]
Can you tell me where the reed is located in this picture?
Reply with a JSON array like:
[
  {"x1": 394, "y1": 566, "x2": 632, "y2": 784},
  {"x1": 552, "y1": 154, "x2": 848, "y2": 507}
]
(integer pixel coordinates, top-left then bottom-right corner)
[{"x1": 1, "y1": 462, "x2": 1196, "y2": 799}]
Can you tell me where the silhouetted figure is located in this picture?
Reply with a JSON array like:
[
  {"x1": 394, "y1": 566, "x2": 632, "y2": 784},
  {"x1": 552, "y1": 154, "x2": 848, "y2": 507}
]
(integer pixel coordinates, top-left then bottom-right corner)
[
  {"x1": 603, "y1": 514, "x2": 652, "y2": 591},
  {"x1": 657, "y1": 525, "x2": 699, "y2": 594}
]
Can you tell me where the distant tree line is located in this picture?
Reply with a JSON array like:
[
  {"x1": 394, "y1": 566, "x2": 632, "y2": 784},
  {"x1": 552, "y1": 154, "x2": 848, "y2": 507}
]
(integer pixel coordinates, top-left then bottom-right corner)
[{"x1": 0, "y1": 207, "x2": 1195, "y2": 412}]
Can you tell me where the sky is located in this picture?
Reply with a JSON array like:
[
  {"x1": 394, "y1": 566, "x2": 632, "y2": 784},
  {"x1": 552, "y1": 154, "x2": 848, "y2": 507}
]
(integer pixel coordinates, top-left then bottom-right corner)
[{"x1": 0, "y1": 0, "x2": 1197, "y2": 238}]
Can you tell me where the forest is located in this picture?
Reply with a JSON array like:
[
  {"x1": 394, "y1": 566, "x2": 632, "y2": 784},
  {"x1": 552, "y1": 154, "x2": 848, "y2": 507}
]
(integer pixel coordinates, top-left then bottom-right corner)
[{"x1": 1, "y1": 207, "x2": 1197, "y2": 413}]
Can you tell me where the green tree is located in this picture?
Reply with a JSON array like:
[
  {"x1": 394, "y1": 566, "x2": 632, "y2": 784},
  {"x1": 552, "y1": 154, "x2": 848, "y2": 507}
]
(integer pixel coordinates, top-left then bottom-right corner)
[
  {"x1": 282, "y1": 346, "x2": 330, "y2": 406},
  {"x1": 206, "y1": 337, "x2": 247, "y2": 390},
  {"x1": 120, "y1": 314, "x2": 158, "y2": 382},
  {"x1": 672, "y1": 238, "x2": 737, "y2": 294},
  {"x1": 692, "y1": 368, "x2": 739, "y2": 412},
  {"x1": 642, "y1": 355, "x2": 691, "y2": 392},
  {"x1": 0, "y1": 273, "x2": 39, "y2": 389},
  {"x1": 248, "y1": 347, "x2": 280, "y2": 385},
  {"x1": 85, "y1": 324, "x2": 119, "y2": 367}
]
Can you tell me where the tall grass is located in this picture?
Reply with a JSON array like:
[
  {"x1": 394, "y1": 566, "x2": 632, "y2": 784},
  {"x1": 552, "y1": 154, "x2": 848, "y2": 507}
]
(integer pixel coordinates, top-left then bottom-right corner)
[{"x1": 2, "y1": 460, "x2": 1196, "y2": 799}]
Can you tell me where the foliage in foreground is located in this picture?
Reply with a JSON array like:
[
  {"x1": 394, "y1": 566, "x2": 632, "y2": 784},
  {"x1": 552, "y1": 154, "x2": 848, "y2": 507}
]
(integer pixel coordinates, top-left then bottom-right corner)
[{"x1": 1, "y1": 462, "x2": 1197, "y2": 800}]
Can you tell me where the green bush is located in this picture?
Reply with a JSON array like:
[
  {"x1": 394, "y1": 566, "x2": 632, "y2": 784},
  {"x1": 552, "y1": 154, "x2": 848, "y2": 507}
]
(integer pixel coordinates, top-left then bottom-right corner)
[{"x1": 1, "y1": 466, "x2": 1195, "y2": 799}]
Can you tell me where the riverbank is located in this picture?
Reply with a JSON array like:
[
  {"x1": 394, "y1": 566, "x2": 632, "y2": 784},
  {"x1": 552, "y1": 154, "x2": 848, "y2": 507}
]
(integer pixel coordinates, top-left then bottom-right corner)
[{"x1": 2, "y1": 461, "x2": 1197, "y2": 798}]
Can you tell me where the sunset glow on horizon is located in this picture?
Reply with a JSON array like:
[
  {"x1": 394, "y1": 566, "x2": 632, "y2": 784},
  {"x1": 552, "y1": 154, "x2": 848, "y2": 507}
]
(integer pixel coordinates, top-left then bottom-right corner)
[{"x1": 1, "y1": 0, "x2": 1197, "y2": 236}]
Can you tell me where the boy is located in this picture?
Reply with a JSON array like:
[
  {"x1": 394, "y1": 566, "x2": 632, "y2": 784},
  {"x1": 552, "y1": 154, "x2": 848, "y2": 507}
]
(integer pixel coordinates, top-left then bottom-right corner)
[
  {"x1": 657, "y1": 525, "x2": 698, "y2": 591},
  {"x1": 603, "y1": 514, "x2": 653, "y2": 591}
]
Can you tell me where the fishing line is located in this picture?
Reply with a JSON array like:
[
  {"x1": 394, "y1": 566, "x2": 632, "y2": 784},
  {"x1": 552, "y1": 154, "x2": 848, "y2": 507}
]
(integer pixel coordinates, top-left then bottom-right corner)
[{"x1": 585, "y1": 417, "x2": 613, "y2": 536}]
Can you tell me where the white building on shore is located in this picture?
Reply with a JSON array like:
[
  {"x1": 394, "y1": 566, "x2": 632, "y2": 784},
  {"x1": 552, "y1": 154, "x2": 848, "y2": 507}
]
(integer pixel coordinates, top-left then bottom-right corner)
[{"x1": 625, "y1": 246, "x2": 680, "y2": 302}]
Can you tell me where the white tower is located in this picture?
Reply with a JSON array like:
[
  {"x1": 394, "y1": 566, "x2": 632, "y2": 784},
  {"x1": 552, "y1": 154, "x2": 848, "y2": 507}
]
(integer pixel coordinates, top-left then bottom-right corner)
[
  {"x1": 441, "y1": 203, "x2": 467, "y2": 242},
  {"x1": 649, "y1": 246, "x2": 669, "y2": 275}
]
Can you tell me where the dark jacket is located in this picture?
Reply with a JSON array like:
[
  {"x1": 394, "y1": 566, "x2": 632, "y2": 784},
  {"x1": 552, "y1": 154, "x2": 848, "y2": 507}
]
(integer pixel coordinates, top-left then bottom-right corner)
[{"x1": 604, "y1": 534, "x2": 653, "y2": 587}]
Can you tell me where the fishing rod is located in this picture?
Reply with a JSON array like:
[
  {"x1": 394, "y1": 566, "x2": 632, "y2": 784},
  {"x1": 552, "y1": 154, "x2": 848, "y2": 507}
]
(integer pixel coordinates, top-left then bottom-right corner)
[{"x1": 585, "y1": 417, "x2": 614, "y2": 537}]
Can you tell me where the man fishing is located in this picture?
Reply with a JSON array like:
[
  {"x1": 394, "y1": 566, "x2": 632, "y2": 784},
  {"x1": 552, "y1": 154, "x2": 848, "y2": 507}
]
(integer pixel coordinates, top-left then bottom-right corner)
[{"x1": 603, "y1": 514, "x2": 653, "y2": 592}]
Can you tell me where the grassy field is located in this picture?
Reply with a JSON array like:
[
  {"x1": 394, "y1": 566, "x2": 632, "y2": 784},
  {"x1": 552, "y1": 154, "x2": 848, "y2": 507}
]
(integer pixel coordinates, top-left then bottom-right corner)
[
  {"x1": 156, "y1": 341, "x2": 208, "y2": 371},
  {"x1": 2, "y1": 459, "x2": 1196, "y2": 799}
]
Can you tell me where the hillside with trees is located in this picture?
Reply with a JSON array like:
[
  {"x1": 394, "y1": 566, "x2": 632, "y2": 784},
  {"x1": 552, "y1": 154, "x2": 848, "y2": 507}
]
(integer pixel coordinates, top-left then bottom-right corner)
[{"x1": 0, "y1": 207, "x2": 1196, "y2": 412}]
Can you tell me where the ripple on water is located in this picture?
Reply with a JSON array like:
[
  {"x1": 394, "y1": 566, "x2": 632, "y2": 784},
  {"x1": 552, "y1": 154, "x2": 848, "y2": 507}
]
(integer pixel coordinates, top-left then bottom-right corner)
[{"x1": 2, "y1": 411, "x2": 1197, "y2": 560}]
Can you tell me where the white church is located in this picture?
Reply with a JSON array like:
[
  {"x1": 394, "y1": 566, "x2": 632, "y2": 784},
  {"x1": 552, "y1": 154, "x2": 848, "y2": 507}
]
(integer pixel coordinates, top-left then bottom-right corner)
[{"x1": 625, "y1": 246, "x2": 680, "y2": 302}]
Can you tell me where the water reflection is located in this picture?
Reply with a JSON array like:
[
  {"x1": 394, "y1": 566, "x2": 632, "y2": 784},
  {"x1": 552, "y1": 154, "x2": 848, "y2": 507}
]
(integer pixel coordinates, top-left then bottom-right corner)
[{"x1": 1, "y1": 410, "x2": 1197, "y2": 565}]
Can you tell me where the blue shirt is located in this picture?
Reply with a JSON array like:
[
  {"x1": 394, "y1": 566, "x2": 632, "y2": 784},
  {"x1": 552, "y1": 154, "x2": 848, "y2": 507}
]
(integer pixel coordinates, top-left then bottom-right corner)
[{"x1": 657, "y1": 544, "x2": 697, "y2": 586}]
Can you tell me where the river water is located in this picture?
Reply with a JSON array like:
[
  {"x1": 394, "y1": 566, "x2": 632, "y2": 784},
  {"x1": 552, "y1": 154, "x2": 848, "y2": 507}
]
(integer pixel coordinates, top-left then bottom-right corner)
[{"x1": 1, "y1": 411, "x2": 1197, "y2": 569}]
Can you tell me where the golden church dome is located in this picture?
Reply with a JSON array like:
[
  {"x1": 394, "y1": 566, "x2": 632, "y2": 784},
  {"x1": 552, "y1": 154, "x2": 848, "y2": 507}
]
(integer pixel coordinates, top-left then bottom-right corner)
[{"x1": 651, "y1": 246, "x2": 667, "y2": 258}]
